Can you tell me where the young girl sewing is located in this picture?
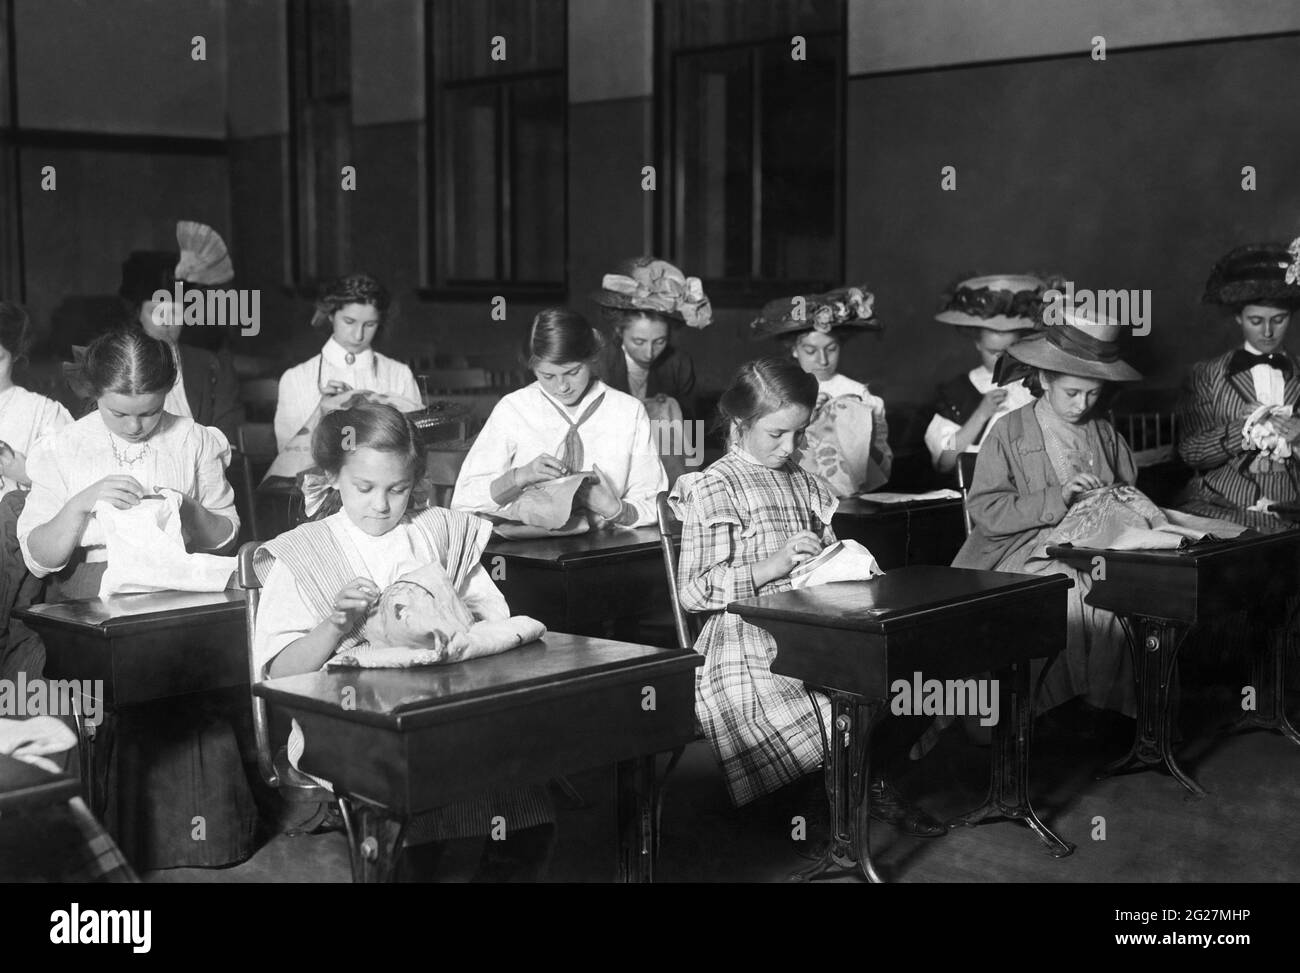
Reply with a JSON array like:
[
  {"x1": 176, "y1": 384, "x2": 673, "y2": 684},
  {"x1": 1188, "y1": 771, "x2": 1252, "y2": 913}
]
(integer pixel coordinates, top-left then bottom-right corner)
[
  {"x1": 749, "y1": 286, "x2": 891, "y2": 496},
  {"x1": 674, "y1": 357, "x2": 943, "y2": 835},
  {"x1": 0, "y1": 302, "x2": 71, "y2": 500},
  {"x1": 254, "y1": 401, "x2": 555, "y2": 879},
  {"x1": 452, "y1": 308, "x2": 667, "y2": 528},
  {"x1": 952, "y1": 307, "x2": 1142, "y2": 715}
]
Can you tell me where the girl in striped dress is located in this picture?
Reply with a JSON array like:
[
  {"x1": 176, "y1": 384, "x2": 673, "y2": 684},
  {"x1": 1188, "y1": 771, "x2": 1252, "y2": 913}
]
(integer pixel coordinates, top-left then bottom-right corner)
[
  {"x1": 253, "y1": 401, "x2": 555, "y2": 880},
  {"x1": 673, "y1": 357, "x2": 944, "y2": 835}
]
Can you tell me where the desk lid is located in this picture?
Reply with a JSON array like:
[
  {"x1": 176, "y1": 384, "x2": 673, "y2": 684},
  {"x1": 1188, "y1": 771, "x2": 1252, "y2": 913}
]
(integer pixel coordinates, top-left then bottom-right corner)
[
  {"x1": 16, "y1": 589, "x2": 246, "y2": 635},
  {"x1": 1047, "y1": 529, "x2": 1300, "y2": 566},
  {"x1": 0, "y1": 754, "x2": 81, "y2": 813},
  {"x1": 483, "y1": 526, "x2": 667, "y2": 566}
]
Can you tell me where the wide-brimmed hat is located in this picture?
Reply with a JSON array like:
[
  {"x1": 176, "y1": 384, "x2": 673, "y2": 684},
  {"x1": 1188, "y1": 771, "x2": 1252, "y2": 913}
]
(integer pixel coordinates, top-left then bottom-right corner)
[
  {"x1": 1203, "y1": 239, "x2": 1300, "y2": 307},
  {"x1": 119, "y1": 220, "x2": 234, "y2": 303},
  {"x1": 935, "y1": 274, "x2": 1047, "y2": 331},
  {"x1": 748, "y1": 284, "x2": 879, "y2": 341},
  {"x1": 591, "y1": 257, "x2": 712, "y2": 329},
  {"x1": 1004, "y1": 306, "x2": 1141, "y2": 383}
]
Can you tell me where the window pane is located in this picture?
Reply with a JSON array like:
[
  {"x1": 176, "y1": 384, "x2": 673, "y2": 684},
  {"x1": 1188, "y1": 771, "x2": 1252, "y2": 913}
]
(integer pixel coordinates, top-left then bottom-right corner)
[
  {"x1": 668, "y1": 0, "x2": 842, "y2": 50},
  {"x1": 438, "y1": 0, "x2": 566, "y2": 80},
  {"x1": 676, "y1": 49, "x2": 753, "y2": 280},
  {"x1": 442, "y1": 86, "x2": 499, "y2": 280},
  {"x1": 510, "y1": 78, "x2": 565, "y2": 282},
  {"x1": 759, "y1": 37, "x2": 838, "y2": 282}
]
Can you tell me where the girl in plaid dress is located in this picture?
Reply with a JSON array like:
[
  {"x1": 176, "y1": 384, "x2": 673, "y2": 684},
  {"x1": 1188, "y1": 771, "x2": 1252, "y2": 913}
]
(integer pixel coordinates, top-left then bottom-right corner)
[{"x1": 674, "y1": 358, "x2": 944, "y2": 834}]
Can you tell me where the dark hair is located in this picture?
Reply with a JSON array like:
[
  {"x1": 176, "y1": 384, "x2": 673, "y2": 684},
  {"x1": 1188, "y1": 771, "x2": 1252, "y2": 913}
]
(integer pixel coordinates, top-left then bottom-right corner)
[
  {"x1": 601, "y1": 305, "x2": 677, "y2": 334},
  {"x1": 82, "y1": 328, "x2": 177, "y2": 397},
  {"x1": 781, "y1": 328, "x2": 854, "y2": 353},
  {"x1": 717, "y1": 356, "x2": 818, "y2": 434},
  {"x1": 312, "y1": 273, "x2": 393, "y2": 329},
  {"x1": 1229, "y1": 299, "x2": 1299, "y2": 315},
  {"x1": 0, "y1": 301, "x2": 32, "y2": 365},
  {"x1": 312, "y1": 400, "x2": 426, "y2": 480},
  {"x1": 527, "y1": 308, "x2": 602, "y2": 367}
]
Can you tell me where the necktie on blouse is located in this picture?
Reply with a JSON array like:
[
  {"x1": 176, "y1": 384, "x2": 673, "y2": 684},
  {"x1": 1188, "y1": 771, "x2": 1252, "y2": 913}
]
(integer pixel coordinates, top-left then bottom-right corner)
[
  {"x1": 542, "y1": 391, "x2": 606, "y2": 471},
  {"x1": 1228, "y1": 349, "x2": 1293, "y2": 378}
]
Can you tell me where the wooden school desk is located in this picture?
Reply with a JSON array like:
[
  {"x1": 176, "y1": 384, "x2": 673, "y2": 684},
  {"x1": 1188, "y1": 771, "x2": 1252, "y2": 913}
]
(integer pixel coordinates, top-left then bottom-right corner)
[
  {"x1": 831, "y1": 496, "x2": 966, "y2": 569},
  {"x1": 15, "y1": 590, "x2": 248, "y2": 814},
  {"x1": 1049, "y1": 530, "x2": 1300, "y2": 797},
  {"x1": 255, "y1": 634, "x2": 701, "y2": 882},
  {"x1": 483, "y1": 526, "x2": 671, "y2": 638},
  {"x1": 730, "y1": 566, "x2": 1073, "y2": 883},
  {"x1": 0, "y1": 752, "x2": 80, "y2": 815}
]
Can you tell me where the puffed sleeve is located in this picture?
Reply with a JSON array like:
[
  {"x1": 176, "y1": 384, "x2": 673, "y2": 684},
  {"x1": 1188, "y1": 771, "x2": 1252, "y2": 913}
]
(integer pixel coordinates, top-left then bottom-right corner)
[
  {"x1": 273, "y1": 364, "x2": 314, "y2": 452},
  {"x1": 37, "y1": 396, "x2": 73, "y2": 441},
  {"x1": 450, "y1": 399, "x2": 518, "y2": 515},
  {"x1": 192, "y1": 424, "x2": 240, "y2": 549},
  {"x1": 252, "y1": 560, "x2": 319, "y2": 678},
  {"x1": 17, "y1": 436, "x2": 72, "y2": 576},
  {"x1": 394, "y1": 362, "x2": 423, "y2": 407},
  {"x1": 677, "y1": 473, "x2": 758, "y2": 613},
  {"x1": 619, "y1": 400, "x2": 669, "y2": 527},
  {"x1": 924, "y1": 412, "x2": 962, "y2": 467}
]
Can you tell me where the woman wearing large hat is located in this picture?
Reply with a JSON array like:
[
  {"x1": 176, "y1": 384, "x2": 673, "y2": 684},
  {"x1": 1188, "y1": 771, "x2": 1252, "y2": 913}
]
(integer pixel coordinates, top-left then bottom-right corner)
[
  {"x1": 749, "y1": 284, "x2": 890, "y2": 496},
  {"x1": 953, "y1": 307, "x2": 1142, "y2": 717},
  {"x1": 924, "y1": 275, "x2": 1044, "y2": 475},
  {"x1": 1175, "y1": 239, "x2": 1300, "y2": 530}
]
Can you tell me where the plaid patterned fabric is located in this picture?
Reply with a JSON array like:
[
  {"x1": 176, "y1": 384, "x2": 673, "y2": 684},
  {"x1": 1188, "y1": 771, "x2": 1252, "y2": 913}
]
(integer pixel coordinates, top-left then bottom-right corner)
[
  {"x1": 674, "y1": 451, "x2": 838, "y2": 806},
  {"x1": 61, "y1": 797, "x2": 138, "y2": 883},
  {"x1": 1177, "y1": 350, "x2": 1300, "y2": 530}
]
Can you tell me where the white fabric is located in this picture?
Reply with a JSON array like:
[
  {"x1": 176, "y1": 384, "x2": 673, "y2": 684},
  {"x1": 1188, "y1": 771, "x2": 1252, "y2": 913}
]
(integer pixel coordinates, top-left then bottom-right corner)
[
  {"x1": 624, "y1": 350, "x2": 650, "y2": 400},
  {"x1": 253, "y1": 510, "x2": 509, "y2": 677},
  {"x1": 789, "y1": 539, "x2": 883, "y2": 589},
  {"x1": 924, "y1": 366, "x2": 1035, "y2": 466},
  {"x1": 451, "y1": 379, "x2": 667, "y2": 527},
  {"x1": 17, "y1": 411, "x2": 238, "y2": 576},
  {"x1": 1245, "y1": 341, "x2": 1286, "y2": 407},
  {"x1": 817, "y1": 373, "x2": 871, "y2": 402},
  {"x1": 164, "y1": 343, "x2": 193, "y2": 420},
  {"x1": 97, "y1": 492, "x2": 236, "y2": 596},
  {"x1": 272, "y1": 338, "x2": 422, "y2": 451},
  {"x1": 0, "y1": 386, "x2": 72, "y2": 498}
]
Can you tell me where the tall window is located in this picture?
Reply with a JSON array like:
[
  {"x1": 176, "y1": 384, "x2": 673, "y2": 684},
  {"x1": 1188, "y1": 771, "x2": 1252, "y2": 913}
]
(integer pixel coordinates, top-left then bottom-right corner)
[
  {"x1": 659, "y1": 0, "x2": 844, "y2": 301},
  {"x1": 425, "y1": 0, "x2": 567, "y2": 295},
  {"x1": 287, "y1": 0, "x2": 352, "y2": 288}
]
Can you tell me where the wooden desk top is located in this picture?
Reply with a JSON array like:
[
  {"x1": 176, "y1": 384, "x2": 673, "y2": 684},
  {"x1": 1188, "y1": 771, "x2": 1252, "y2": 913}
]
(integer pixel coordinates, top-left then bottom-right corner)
[
  {"x1": 0, "y1": 753, "x2": 80, "y2": 814},
  {"x1": 833, "y1": 496, "x2": 964, "y2": 520},
  {"x1": 729, "y1": 566, "x2": 1070, "y2": 634},
  {"x1": 16, "y1": 590, "x2": 246, "y2": 637},
  {"x1": 1047, "y1": 529, "x2": 1300, "y2": 567},
  {"x1": 484, "y1": 526, "x2": 667, "y2": 567},
  {"x1": 255, "y1": 633, "x2": 701, "y2": 730}
]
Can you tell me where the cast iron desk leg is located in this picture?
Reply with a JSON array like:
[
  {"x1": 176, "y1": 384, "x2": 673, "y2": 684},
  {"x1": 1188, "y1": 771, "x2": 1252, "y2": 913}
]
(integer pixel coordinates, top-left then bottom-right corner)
[
  {"x1": 338, "y1": 796, "x2": 408, "y2": 883},
  {"x1": 617, "y1": 755, "x2": 658, "y2": 882},
  {"x1": 1230, "y1": 620, "x2": 1300, "y2": 745}
]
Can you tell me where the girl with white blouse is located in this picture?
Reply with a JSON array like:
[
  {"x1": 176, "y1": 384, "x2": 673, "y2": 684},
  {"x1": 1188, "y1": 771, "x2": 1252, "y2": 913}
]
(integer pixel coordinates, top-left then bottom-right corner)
[
  {"x1": 273, "y1": 273, "x2": 423, "y2": 453},
  {"x1": 452, "y1": 309, "x2": 667, "y2": 527},
  {"x1": 0, "y1": 302, "x2": 71, "y2": 500},
  {"x1": 19, "y1": 328, "x2": 239, "y2": 600}
]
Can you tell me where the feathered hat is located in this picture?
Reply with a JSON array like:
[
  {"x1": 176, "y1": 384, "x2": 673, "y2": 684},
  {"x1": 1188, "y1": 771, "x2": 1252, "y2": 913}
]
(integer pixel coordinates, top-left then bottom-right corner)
[
  {"x1": 119, "y1": 220, "x2": 234, "y2": 303},
  {"x1": 591, "y1": 257, "x2": 712, "y2": 329},
  {"x1": 748, "y1": 284, "x2": 879, "y2": 341},
  {"x1": 1202, "y1": 239, "x2": 1300, "y2": 308}
]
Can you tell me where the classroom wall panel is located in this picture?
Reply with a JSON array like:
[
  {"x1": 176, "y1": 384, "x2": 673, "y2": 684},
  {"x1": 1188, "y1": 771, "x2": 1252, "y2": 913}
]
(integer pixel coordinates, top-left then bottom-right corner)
[
  {"x1": 569, "y1": 0, "x2": 653, "y2": 103},
  {"x1": 14, "y1": 0, "x2": 227, "y2": 137},
  {"x1": 848, "y1": 0, "x2": 1300, "y2": 76},
  {"x1": 843, "y1": 33, "x2": 1300, "y2": 407},
  {"x1": 351, "y1": 0, "x2": 423, "y2": 126},
  {"x1": 228, "y1": 0, "x2": 288, "y2": 139}
]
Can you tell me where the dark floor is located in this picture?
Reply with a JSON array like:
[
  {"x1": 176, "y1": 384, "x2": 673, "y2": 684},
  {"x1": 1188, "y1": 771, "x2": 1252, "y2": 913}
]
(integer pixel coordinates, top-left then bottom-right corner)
[{"x1": 145, "y1": 684, "x2": 1300, "y2": 883}]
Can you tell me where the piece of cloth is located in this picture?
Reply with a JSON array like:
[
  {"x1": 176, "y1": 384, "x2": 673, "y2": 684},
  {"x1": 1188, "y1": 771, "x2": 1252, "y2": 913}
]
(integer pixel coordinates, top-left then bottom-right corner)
[
  {"x1": 252, "y1": 506, "x2": 553, "y2": 841},
  {"x1": 452, "y1": 380, "x2": 667, "y2": 527},
  {"x1": 330, "y1": 617, "x2": 546, "y2": 668},
  {"x1": 1176, "y1": 347, "x2": 1300, "y2": 530},
  {"x1": 96, "y1": 493, "x2": 237, "y2": 596},
  {"x1": 953, "y1": 402, "x2": 1137, "y2": 716},
  {"x1": 0, "y1": 714, "x2": 78, "y2": 766},
  {"x1": 797, "y1": 393, "x2": 891, "y2": 497},
  {"x1": 273, "y1": 338, "x2": 422, "y2": 452},
  {"x1": 499, "y1": 471, "x2": 596, "y2": 531},
  {"x1": 789, "y1": 539, "x2": 883, "y2": 588},
  {"x1": 266, "y1": 386, "x2": 424, "y2": 483},
  {"x1": 672, "y1": 449, "x2": 838, "y2": 806},
  {"x1": 17, "y1": 411, "x2": 239, "y2": 593},
  {"x1": 924, "y1": 367, "x2": 1036, "y2": 467},
  {"x1": 1037, "y1": 483, "x2": 1248, "y2": 555},
  {"x1": 0, "y1": 385, "x2": 72, "y2": 499}
]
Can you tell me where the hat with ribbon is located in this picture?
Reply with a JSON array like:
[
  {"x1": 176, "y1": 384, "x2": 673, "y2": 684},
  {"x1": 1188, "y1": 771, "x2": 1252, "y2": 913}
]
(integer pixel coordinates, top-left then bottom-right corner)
[
  {"x1": 748, "y1": 284, "x2": 879, "y2": 340},
  {"x1": 1203, "y1": 239, "x2": 1300, "y2": 307},
  {"x1": 119, "y1": 220, "x2": 234, "y2": 304},
  {"x1": 935, "y1": 274, "x2": 1048, "y2": 331},
  {"x1": 999, "y1": 305, "x2": 1142, "y2": 384},
  {"x1": 591, "y1": 257, "x2": 712, "y2": 329}
]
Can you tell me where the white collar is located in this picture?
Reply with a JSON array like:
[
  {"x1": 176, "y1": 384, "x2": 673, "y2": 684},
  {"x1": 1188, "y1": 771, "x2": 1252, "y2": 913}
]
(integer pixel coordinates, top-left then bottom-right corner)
[
  {"x1": 536, "y1": 377, "x2": 607, "y2": 416},
  {"x1": 969, "y1": 364, "x2": 995, "y2": 384},
  {"x1": 323, "y1": 337, "x2": 376, "y2": 368}
]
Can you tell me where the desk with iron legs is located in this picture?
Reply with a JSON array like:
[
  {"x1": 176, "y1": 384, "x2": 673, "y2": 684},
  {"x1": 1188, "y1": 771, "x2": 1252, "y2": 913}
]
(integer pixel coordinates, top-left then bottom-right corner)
[
  {"x1": 255, "y1": 634, "x2": 701, "y2": 882},
  {"x1": 831, "y1": 497, "x2": 967, "y2": 569},
  {"x1": 15, "y1": 590, "x2": 248, "y2": 816},
  {"x1": 1048, "y1": 531, "x2": 1300, "y2": 797},
  {"x1": 730, "y1": 567, "x2": 1074, "y2": 883}
]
